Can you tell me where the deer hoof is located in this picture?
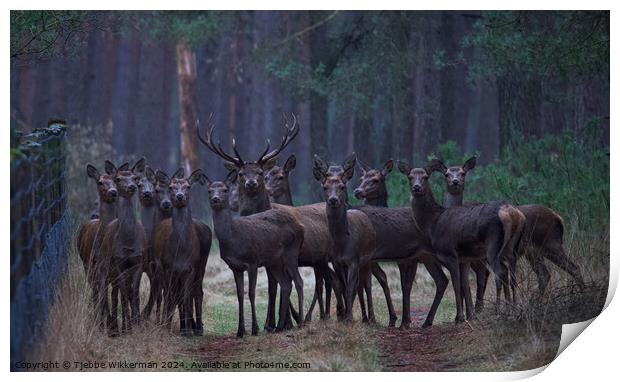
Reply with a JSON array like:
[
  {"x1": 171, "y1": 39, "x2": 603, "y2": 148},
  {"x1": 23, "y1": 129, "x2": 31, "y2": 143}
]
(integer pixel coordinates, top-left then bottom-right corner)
[
  {"x1": 388, "y1": 316, "x2": 397, "y2": 327},
  {"x1": 421, "y1": 320, "x2": 433, "y2": 328},
  {"x1": 399, "y1": 321, "x2": 411, "y2": 330},
  {"x1": 252, "y1": 325, "x2": 259, "y2": 336},
  {"x1": 236, "y1": 329, "x2": 246, "y2": 338}
]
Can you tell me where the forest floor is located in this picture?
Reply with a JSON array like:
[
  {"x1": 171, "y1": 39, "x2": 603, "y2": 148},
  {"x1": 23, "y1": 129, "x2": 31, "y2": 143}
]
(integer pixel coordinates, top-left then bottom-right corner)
[{"x1": 32, "y1": 239, "x2": 607, "y2": 372}]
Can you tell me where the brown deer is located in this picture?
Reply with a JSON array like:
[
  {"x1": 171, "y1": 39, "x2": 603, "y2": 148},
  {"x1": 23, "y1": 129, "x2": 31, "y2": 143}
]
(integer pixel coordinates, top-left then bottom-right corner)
[
  {"x1": 206, "y1": 170, "x2": 305, "y2": 337},
  {"x1": 397, "y1": 161, "x2": 525, "y2": 322},
  {"x1": 100, "y1": 159, "x2": 148, "y2": 334},
  {"x1": 198, "y1": 114, "x2": 344, "y2": 330},
  {"x1": 431, "y1": 156, "x2": 585, "y2": 298},
  {"x1": 76, "y1": 161, "x2": 119, "y2": 328},
  {"x1": 152, "y1": 168, "x2": 212, "y2": 335},
  {"x1": 313, "y1": 153, "x2": 377, "y2": 322},
  {"x1": 351, "y1": 158, "x2": 455, "y2": 328},
  {"x1": 266, "y1": 155, "x2": 398, "y2": 326}
]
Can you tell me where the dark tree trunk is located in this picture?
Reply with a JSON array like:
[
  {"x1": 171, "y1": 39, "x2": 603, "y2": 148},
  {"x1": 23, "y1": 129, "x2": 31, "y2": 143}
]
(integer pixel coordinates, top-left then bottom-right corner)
[{"x1": 176, "y1": 40, "x2": 200, "y2": 173}]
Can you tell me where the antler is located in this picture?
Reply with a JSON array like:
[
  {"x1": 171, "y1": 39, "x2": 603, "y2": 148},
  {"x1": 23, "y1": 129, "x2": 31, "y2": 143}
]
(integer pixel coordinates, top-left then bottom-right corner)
[
  {"x1": 196, "y1": 114, "x2": 244, "y2": 166},
  {"x1": 258, "y1": 113, "x2": 299, "y2": 164}
]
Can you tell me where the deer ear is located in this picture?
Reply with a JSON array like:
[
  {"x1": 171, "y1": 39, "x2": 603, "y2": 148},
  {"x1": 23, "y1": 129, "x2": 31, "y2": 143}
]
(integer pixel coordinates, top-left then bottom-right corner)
[
  {"x1": 357, "y1": 158, "x2": 371, "y2": 174},
  {"x1": 225, "y1": 170, "x2": 238, "y2": 185},
  {"x1": 104, "y1": 160, "x2": 117, "y2": 175},
  {"x1": 427, "y1": 159, "x2": 447, "y2": 174},
  {"x1": 263, "y1": 157, "x2": 277, "y2": 171},
  {"x1": 463, "y1": 156, "x2": 477, "y2": 173},
  {"x1": 145, "y1": 166, "x2": 156, "y2": 183},
  {"x1": 397, "y1": 161, "x2": 411, "y2": 175},
  {"x1": 382, "y1": 159, "x2": 394, "y2": 177},
  {"x1": 172, "y1": 168, "x2": 184, "y2": 179},
  {"x1": 283, "y1": 155, "x2": 296, "y2": 173},
  {"x1": 223, "y1": 161, "x2": 238, "y2": 172},
  {"x1": 155, "y1": 170, "x2": 170, "y2": 186},
  {"x1": 342, "y1": 153, "x2": 356, "y2": 183},
  {"x1": 313, "y1": 155, "x2": 328, "y2": 183},
  {"x1": 132, "y1": 157, "x2": 146, "y2": 173},
  {"x1": 188, "y1": 169, "x2": 205, "y2": 186},
  {"x1": 118, "y1": 162, "x2": 130, "y2": 171},
  {"x1": 86, "y1": 164, "x2": 100, "y2": 179}
]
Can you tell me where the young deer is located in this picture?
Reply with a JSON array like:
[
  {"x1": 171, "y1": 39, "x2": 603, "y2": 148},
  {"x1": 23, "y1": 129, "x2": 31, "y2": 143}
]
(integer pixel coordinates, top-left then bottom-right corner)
[
  {"x1": 313, "y1": 153, "x2": 377, "y2": 322},
  {"x1": 397, "y1": 161, "x2": 525, "y2": 322},
  {"x1": 152, "y1": 168, "x2": 212, "y2": 336},
  {"x1": 432, "y1": 157, "x2": 585, "y2": 298},
  {"x1": 206, "y1": 171, "x2": 305, "y2": 337},
  {"x1": 100, "y1": 159, "x2": 148, "y2": 334},
  {"x1": 267, "y1": 155, "x2": 397, "y2": 326},
  {"x1": 76, "y1": 161, "x2": 119, "y2": 328},
  {"x1": 351, "y1": 158, "x2": 453, "y2": 328},
  {"x1": 198, "y1": 114, "x2": 343, "y2": 330}
]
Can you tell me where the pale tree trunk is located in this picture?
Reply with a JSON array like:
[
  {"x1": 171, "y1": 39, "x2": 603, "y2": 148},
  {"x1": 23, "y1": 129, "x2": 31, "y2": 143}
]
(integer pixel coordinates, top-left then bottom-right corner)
[{"x1": 176, "y1": 40, "x2": 200, "y2": 174}]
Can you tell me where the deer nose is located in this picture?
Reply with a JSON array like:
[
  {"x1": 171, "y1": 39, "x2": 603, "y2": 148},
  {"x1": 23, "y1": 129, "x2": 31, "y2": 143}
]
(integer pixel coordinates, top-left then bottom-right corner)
[
  {"x1": 108, "y1": 189, "x2": 118, "y2": 198},
  {"x1": 354, "y1": 188, "x2": 363, "y2": 199},
  {"x1": 328, "y1": 196, "x2": 339, "y2": 206},
  {"x1": 246, "y1": 180, "x2": 258, "y2": 190},
  {"x1": 161, "y1": 200, "x2": 171, "y2": 210},
  {"x1": 176, "y1": 193, "x2": 185, "y2": 201},
  {"x1": 452, "y1": 179, "x2": 459, "y2": 186},
  {"x1": 143, "y1": 190, "x2": 153, "y2": 199},
  {"x1": 128, "y1": 184, "x2": 137, "y2": 193},
  {"x1": 212, "y1": 196, "x2": 221, "y2": 204},
  {"x1": 412, "y1": 184, "x2": 421, "y2": 192}
]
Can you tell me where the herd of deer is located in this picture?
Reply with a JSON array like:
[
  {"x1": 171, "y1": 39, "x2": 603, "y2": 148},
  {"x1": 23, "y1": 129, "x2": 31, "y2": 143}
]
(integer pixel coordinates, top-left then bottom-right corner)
[{"x1": 77, "y1": 113, "x2": 586, "y2": 338}]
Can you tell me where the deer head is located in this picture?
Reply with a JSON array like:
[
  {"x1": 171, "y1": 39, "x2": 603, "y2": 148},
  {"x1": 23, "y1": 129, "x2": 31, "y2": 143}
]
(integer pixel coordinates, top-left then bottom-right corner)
[
  {"x1": 86, "y1": 161, "x2": 118, "y2": 203},
  {"x1": 135, "y1": 164, "x2": 157, "y2": 207},
  {"x1": 113, "y1": 158, "x2": 144, "y2": 199},
  {"x1": 429, "y1": 157, "x2": 476, "y2": 195},
  {"x1": 313, "y1": 153, "x2": 356, "y2": 208},
  {"x1": 157, "y1": 168, "x2": 207, "y2": 209},
  {"x1": 265, "y1": 154, "x2": 296, "y2": 198},
  {"x1": 154, "y1": 170, "x2": 173, "y2": 213},
  {"x1": 353, "y1": 159, "x2": 393, "y2": 201},
  {"x1": 206, "y1": 171, "x2": 238, "y2": 210},
  {"x1": 397, "y1": 160, "x2": 440, "y2": 198},
  {"x1": 197, "y1": 113, "x2": 299, "y2": 197}
]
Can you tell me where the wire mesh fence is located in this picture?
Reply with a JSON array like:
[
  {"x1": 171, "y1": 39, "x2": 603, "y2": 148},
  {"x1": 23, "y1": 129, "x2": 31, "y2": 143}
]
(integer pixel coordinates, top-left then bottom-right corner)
[{"x1": 10, "y1": 120, "x2": 71, "y2": 368}]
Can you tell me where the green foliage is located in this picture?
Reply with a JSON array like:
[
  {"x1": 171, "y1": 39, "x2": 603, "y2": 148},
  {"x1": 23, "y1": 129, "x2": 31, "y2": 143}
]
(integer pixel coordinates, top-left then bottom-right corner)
[
  {"x1": 125, "y1": 11, "x2": 232, "y2": 46},
  {"x1": 460, "y1": 11, "x2": 609, "y2": 80},
  {"x1": 385, "y1": 123, "x2": 609, "y2": 233},
  {"x1": 10, "y1": 10, "x2": 98, "y2": 61}
]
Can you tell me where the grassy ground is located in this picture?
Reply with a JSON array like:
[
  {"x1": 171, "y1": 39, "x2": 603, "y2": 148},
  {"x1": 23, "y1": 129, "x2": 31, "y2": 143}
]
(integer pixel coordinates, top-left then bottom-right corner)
[{"x1": 31, "y1": 222, "x2": 608, "y2": 372}]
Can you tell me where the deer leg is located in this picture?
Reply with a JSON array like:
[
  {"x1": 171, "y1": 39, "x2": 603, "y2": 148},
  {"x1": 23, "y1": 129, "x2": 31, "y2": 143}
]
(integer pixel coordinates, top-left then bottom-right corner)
[
  {"x1": 130, "y1": 266, "x2": 142, "y2": 327},
  {"x1": 233, "y1": 270, "x2": 246, "y2": 338},
  {"x1": 422, "y1": 260, "x2": 447, "y2": 328},
  {"x1": 363, "y1": 265, "x2": 376, "y2": 324},
  {"x1": 525, "y1": 248, "x2": 551, "y2": 297},
  {"x1": 264, "y1": 268, "x2": 277, "y2": 333},
  {"x1": 372, "y1": 263, "x2": 397, "y2": 327},
  {"x1": 290, "y1": 267, "x2": 304, "y2": 329},
  {"x1": 357, "y1": 280, "x2": 368, "y2": 323},
  {"x1": 193, "y1": 282, "x2": 204, "y2": 336},
  {"x1": 398, "y1": 261, "x2": 414, "y2": 329},
  {"x1": 436, "y1": 252, "x2": 464, "y2": 324},
  {"x1": 181, "y1": 282, "x2": 193, "y2": 337},
  {"x1": 509, "y1": 255, "x2": 518, "y2": 304},
  {"x1": 459, "y1": 262, "x2": 475, "y2": 321},
  {"x1": 542, "y1": 244, "x2": 586, "y2": 290},
  {"x1": 305, "y1": 267, "x2": 321, "y2": 322},
  {"x1": 248, "y1": 267, "x2": 259, "y2": 336},
  {"x1": 472, "y1": 260, "x2": 489, "y2": 313},
  {"x1": 275, "y1": 270, "x2": 293, "y2": 332},
  {"x1": 329, "y1": 267, "x2": 344, "y2": 320},
  {"x1": 345, "y1": 263, "x2": 359, "y2": 322}
]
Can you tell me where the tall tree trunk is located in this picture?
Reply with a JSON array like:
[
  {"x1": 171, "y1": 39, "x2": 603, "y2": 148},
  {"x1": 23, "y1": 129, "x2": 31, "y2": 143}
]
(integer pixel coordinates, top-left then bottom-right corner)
[{"x1": 176, "y1": 40, "x2": 200, "y2": 173}]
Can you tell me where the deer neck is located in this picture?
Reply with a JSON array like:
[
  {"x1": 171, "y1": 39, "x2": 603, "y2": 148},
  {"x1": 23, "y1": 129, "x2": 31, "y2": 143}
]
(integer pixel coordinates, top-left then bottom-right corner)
[
  {"x1": 171, "y1": 204, "x2": 193, "y2": 241},
  {"x1": 239, "y1": 186, "x2": 272, "y2": 216},
  {"x1": 444, "y1": 192, "x2": 463, "y2": 208},
  {"x1": 117, "y1": 196, "x2": 138, "y2": 244},
  {"x1": 211, "y1": 207, "x2": 233, "y2": 247},
  {"x1": 98, "y1": 200, "x2": 117, "y2": 225},
  {"x1": 365, "y1": 192, "x2": 388, "y2": 207},
  {"x1": 141, "y1": 204, "x2": 157, "y2": 240},
  {"x1": 326, "y1": 203, "x2": 349, "y2": 250},
  {"x1": 272, "y1": 187, "x2": 293, "y2": 206},
  {"x1": 411, "y1": 188, "x2": 444, "y2": 233}
]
